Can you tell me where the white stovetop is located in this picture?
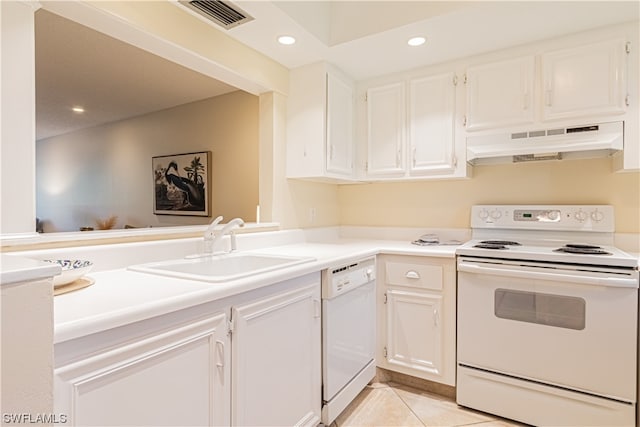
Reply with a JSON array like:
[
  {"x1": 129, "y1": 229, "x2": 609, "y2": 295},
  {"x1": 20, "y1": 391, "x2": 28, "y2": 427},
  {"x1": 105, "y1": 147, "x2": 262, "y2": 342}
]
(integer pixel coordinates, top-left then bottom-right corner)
[{"x1": 457, "y1": 239, "x2": 638, "y2": 268}]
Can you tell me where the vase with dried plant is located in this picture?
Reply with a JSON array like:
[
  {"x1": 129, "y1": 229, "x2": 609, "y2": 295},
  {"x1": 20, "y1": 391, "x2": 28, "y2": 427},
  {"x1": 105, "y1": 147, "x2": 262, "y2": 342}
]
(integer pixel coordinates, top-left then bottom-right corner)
[{"x1": 96, "y1": 215, "x2": 118, "y2": 230}]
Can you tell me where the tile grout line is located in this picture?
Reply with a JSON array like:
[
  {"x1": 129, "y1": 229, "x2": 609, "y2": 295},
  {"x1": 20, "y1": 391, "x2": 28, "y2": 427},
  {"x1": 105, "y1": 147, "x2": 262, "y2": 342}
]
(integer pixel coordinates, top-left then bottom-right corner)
[
  {"x1": 386, "y1": 383, "x2": 506, "y2": 427},
  {"x1": 388, "y1": 384, "x2": 428, "y2": 427}
]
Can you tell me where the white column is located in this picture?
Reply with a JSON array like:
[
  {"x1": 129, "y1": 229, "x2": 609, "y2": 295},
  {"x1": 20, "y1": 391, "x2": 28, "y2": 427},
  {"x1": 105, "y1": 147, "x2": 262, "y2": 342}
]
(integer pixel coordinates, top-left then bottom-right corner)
[
  {"x1": 0, "y1": 1, "x2": 38, "y2": 236},
  {"x1": 1, "y1": 255, "x2": 56, "y2": 423}
]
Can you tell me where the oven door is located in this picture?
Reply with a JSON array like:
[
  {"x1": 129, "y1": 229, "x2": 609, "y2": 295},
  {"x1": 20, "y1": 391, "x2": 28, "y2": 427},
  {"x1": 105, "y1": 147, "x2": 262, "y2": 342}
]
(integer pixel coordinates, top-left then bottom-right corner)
[{"x1": 457, "y1": 257, "x2": 638, "y2": 402}]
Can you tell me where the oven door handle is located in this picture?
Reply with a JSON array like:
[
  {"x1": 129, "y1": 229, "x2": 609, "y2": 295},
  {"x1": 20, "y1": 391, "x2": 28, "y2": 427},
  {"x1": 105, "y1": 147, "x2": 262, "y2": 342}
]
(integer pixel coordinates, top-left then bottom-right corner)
[{"x1": 458, "y1": 261, "x2": 639, "y2": 288}]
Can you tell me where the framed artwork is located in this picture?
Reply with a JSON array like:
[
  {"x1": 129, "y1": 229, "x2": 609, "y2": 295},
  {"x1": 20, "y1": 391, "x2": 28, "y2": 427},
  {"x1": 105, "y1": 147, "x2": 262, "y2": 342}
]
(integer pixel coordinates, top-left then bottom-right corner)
[{"x1": 153, "y1": 151, "x2": 211, "y2": 216}]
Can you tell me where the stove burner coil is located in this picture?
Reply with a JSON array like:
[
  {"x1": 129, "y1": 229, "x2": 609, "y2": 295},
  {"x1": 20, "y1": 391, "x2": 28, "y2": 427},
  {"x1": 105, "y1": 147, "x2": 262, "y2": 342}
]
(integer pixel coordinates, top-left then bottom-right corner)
[
  {"x1": 564, "y1": 243, "x2": 601, "y2": 249},
  {"x1": 473, "y1": 243, "x2": 510, "y2": 250},
  {"x1": 479, "y1": 240, "x2": 522, "y2": 246},
  {"x1": 474, "y1": 240, "x2": 522, "y2": 249},
  {"x1": 554, "y1": 245, "x2": 612, "y2": 255}
]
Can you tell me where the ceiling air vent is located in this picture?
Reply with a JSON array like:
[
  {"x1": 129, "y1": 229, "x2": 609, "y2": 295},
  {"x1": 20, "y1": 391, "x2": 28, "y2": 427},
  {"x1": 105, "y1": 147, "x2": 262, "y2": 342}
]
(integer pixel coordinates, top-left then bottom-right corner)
[{"x1": 179, "y1": 0, "x2": 254, "y2": 30}]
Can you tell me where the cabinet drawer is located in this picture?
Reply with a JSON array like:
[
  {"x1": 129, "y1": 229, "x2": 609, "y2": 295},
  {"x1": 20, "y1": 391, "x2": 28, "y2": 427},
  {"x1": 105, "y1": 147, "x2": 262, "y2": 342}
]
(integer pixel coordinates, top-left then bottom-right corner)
[{"x1": 385, "y1": 261, "x2": 443, "y2": 290}]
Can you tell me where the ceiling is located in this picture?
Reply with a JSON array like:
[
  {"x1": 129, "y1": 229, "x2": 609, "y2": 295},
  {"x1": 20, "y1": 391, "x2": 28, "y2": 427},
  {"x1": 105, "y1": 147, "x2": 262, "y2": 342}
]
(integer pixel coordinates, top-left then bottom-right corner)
[
  {"x1": 35, "y1": 9, "x2": 238, "y2": 140},
  {"x1": 227, "y1": 0, "x2": 639, "y2": 80},
  {"x1": 36, "y1": 1, "x2": 639, "y2": 140}
]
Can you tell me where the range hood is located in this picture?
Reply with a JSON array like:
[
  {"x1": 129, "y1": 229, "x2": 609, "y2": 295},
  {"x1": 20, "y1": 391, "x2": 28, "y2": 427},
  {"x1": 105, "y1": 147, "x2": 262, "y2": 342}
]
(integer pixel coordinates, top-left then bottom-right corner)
[{"x1": 466, "y1": 121, "x2": 624, "y2": 164}]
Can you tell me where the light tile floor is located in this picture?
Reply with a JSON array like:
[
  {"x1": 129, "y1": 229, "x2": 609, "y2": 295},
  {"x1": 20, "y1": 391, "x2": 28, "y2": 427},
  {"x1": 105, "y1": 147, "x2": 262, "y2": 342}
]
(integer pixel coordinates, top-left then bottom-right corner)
[{"x1": 331, "y1": 382, "x2": 530, "y2": 427}]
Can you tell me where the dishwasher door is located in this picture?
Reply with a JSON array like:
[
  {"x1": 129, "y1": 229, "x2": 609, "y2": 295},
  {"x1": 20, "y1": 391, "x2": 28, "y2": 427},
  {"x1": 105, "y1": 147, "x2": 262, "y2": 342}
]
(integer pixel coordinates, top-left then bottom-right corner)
[{"x1": 322, "y1": 280, "x2": 376, "y2": 402}]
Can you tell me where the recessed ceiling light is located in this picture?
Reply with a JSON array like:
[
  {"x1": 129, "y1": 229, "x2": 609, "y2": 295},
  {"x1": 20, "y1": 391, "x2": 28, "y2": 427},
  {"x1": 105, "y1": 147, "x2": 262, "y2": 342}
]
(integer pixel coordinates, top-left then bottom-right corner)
[
  {"x1": 72, "y1": 106, "x2": 85, "y2": 113},
  {"x1": 408, "y1": 36, "x2": 426, "y2": 47},
  {"x1": 277, "y1": 35, "x2": 296, "y2": 45}
]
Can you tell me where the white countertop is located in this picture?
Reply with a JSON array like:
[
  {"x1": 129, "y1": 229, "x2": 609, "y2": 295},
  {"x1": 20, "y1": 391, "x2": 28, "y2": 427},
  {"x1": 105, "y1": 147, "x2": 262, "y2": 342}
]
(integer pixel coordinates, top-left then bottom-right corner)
[
  {"x1": 1, "y1": 254, "x2": 61, "y2": 285},
  {"x1": 53, "y1": 238, "x2": 457, "y2": 343}
]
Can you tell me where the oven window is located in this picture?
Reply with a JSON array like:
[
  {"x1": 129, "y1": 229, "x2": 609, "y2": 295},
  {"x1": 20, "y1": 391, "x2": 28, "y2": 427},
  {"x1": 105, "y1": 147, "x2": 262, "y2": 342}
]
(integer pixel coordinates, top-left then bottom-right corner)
[{"x1": 494, "y1": 289, "x2": 586, "y2": 330}]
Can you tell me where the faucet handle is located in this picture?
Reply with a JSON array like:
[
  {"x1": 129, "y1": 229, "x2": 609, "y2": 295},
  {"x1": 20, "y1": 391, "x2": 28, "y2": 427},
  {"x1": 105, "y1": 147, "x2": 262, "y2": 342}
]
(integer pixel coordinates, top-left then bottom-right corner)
[
  {"x1": 210, "y1": 215, "x2": 224, "y2": 227},
  {"x1": 205, "y1": 216, "x2": 224, "y2": 239}
]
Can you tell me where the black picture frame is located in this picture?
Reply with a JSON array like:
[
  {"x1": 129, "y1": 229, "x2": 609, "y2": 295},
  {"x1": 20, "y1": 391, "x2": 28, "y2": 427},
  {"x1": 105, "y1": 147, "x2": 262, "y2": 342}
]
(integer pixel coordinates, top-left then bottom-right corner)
[{"x1": 152, "y1": 151, "x2": 211, "y2": 216}]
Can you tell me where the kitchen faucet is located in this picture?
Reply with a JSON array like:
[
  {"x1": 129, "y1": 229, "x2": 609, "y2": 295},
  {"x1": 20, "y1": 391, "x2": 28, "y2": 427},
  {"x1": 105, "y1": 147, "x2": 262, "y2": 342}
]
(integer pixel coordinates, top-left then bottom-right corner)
[
  {"x1": 204, "y1": 217, "x2": 245, "y2": 254},
  {"x1": 203, "y1": 215, "x2": 224, "y2": 255}
]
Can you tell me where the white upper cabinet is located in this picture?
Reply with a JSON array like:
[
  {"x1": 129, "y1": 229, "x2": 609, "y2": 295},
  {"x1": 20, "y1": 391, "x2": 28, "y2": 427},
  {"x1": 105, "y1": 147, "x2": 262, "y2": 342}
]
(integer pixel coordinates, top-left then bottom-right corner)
[
  {"x1": 465, "y1": 56, "x2": 535, "y2": 131},
  {"x1": 287, "y1": 62, "x2": 355, "y2": 182},
  {"x1": 465, "y1": 39, "x2": 629, "y2": 130},
  {"x1": 366, "y1": 82, "x2": 406, "y2": 176},
  {"x1": 365, "y1": 73, "x2": 466, "y2": 180},
  {"x1": 409, "y1": 73, "x2": 457, "y2": 175},
  {"x1": 542, "y1": 39, "x2": 628, "y2": 121},
  {"x1": 326, "y1": 72, "x2": 354, "y2": 176}
]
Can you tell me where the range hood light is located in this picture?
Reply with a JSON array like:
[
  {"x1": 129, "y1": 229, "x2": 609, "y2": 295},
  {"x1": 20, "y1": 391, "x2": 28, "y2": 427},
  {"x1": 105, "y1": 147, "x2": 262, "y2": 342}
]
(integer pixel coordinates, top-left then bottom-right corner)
[{"x1": 513, "y1": 153, "x2": 562, "y2": 163}]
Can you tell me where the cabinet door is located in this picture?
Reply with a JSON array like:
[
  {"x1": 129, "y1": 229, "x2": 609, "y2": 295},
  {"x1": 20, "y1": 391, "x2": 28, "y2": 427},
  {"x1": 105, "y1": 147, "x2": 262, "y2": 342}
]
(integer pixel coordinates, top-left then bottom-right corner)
[
  {"x1": 326, "y1": 72, "x2": 354, "y2": 177},
  {"x1": 542, "y1": 39, "x2": 627, "y2": 121},
  {"x1": 409, "y1": 73, "x2": 457, "y2": 175},
  {"x1": 465, "y1": 56, "x2": 535, "y2": 130},
  {"x1": 366, "y1": 83, "x2": 406, "y2": 176},
  {"x1": 232, "y1": 282, "x2": 321, "y2": 427},
  {"x1": 54, "y1": 313, "x2": 230, "y2": 426},
  {"x1": 385, "y1": 289, "x2": 443, "y2": 378}
]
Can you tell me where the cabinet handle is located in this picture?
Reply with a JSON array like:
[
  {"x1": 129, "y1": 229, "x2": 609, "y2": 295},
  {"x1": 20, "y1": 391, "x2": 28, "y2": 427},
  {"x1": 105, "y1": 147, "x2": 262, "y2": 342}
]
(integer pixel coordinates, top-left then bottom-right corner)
[
  {"x1": 433, "y1": 308, "x2": 439, "y2": 327},
  {"x1": 216, "y1": 340, "x2": 225, "y2": 368},
  {"x1": 412, "y1": 146, "x2": 417, "y2": 167},
  {"x1": 314, "y1": 299, "x2": 321, "y2": 318},
  {"x1": 523, "y1": 93, "x2": 529, "y2": 110},
  {"x1": 405, "y1": 270, "x2": 420, "y2": 279},
  {"x1": 545, "y1": 89, "x2": 553, "y2": 106},
  {"x1": 396, "y1": 147, "x2": 401, "y2": 168}
]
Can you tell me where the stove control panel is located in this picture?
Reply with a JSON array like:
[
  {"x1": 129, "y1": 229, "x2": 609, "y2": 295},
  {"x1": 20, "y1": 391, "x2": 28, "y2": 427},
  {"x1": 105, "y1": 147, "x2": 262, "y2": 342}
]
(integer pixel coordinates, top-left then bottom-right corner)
[
  {"x1": 472, "y1": 205, "x2": 614, "y2": 232},
  {"x1": 513, "y1": 209, "x2": 561, "y2": 222}
]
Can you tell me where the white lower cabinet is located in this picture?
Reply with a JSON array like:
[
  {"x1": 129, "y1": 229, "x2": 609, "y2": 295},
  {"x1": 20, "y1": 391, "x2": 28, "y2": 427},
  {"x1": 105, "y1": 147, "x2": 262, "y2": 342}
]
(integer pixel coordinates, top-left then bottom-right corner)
[
  {"x1": 55, "y1": 312, "x2": 231, "y2": 426},
  {"x1": 231, "y1": 280, "x2": 321, "y2": 426},
  {"x1": 377, "y1": 255, "x2": 456, "y2": 386},
  {"x1": 385, "y1": 289, "x2": 443, "y2": 375},
  {"x1": 54, "y1": 273, "x2": 322, "y2": 427}
]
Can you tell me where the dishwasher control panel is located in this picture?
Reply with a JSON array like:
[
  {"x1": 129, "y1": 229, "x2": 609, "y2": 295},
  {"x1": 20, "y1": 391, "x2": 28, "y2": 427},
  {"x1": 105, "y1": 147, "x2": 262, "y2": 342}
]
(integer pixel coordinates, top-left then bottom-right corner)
[{"x1": 322, "y1": 257, "x2": 376, "y2": 299}]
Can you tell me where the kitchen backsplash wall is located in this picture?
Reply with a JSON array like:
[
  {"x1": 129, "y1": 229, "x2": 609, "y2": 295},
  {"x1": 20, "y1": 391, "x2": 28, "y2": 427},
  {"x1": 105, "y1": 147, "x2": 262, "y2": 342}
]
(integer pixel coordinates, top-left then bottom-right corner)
[{"x1": 338, "y1": 157, "x2": 640, "y2": 233}]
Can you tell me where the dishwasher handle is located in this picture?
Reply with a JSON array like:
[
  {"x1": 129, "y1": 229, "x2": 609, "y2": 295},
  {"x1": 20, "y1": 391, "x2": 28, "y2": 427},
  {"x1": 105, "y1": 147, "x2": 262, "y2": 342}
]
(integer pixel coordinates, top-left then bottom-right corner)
[{"x1": 458, "y1": 260, "x2": 639, "y2": 289}]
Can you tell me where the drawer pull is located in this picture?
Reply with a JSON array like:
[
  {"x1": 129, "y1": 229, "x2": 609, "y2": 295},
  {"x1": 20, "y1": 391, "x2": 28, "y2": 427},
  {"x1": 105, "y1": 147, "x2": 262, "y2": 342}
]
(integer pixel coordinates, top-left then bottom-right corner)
[
  {"x1": 216, "y1": 340, "x2": 225, "y2": 368},
  {"x1": 405, "y1": 270, "x2": 420, "y2": 279}
]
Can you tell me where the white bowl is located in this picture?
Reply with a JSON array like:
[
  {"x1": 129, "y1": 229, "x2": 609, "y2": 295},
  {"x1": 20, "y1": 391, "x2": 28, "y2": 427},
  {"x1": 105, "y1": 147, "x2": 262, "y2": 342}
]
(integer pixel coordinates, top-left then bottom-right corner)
[{"x1": 44, "y1": 259, "x2": 93, "y2": 287}]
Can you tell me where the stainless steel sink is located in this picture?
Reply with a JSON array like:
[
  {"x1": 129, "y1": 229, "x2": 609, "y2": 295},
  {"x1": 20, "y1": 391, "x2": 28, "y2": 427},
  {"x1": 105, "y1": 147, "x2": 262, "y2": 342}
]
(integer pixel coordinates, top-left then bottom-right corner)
[{"x1": 129, "y1": 253, "x2": 315, "y2": 283}]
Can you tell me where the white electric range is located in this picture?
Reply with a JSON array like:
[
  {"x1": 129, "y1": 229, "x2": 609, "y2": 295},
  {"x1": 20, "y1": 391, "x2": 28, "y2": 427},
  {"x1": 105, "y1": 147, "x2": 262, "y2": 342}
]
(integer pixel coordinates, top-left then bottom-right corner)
[{"x1": 456, "y1": 205, "x2": 639, "y2": 427}]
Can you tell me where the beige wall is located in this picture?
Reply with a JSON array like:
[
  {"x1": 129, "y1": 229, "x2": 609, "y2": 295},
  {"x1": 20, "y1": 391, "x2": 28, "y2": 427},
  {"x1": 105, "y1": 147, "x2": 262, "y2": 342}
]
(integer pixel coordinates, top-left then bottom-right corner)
[
  {"x1": 338, "y1": 158, "x2": 640, "y2": 233},
  {"x1": 259, "y1": 92, "x2": 341, "y2": 229},
  {"x1": 36, "y1": 91, "x2": 259, "y2": 232}
]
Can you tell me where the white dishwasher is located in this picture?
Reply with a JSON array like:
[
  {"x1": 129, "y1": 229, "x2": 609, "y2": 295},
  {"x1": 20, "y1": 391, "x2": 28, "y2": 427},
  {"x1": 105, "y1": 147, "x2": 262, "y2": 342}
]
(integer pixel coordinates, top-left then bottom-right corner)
[{"x1": 321, "y1": 257, "x2": 376, "y2": 425}]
